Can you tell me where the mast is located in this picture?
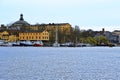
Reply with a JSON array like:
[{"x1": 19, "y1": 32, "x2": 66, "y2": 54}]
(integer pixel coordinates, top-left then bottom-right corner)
[
  {"x1": 55, "y1": 26, "x2": 58, "y2": 43},
  {"x1": 53, "y1": 25, "x2": 60, "y2": 47},
  {"x1": 15, "y1": 35, "x2": 16, "y2": 42}
]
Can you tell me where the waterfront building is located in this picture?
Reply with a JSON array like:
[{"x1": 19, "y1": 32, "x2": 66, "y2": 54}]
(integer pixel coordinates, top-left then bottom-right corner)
[
  {"x1": 0, "y1": 14, "x2": 72, "y2": 44},
  {"x1": 0, "y1": 31, "x2": 18, "y2": 42},
  {"x1": 0, "y1": 31, "x2": 9, "y2": 42},
  {"x1": 19, "y1": 30, "x2": 49, "y2": 41},
  {"x1": 27, "y1": 23, "x2": 72, "y2": 34},
  {"x1": 28, "y1": 23, "x2": 72, "y2": 43}
]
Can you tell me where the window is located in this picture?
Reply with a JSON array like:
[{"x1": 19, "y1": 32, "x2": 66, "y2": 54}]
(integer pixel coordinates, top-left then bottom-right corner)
[
  {"x1": 36, "y1": 36, "x2": 37, "y2": 39},
  {"x1": 26, "y1": 36, "x2": 28, "y2": 40},
  {"x1": 29, "y1": 36, "x2": 31, "y2": 39}
]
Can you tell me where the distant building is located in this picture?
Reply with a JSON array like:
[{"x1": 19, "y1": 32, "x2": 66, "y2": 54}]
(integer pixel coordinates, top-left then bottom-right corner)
[
  {"x1": 113, "y1": 30, "x2": 120, "y2": 35},
  {"x1": 9, "y1": 14, "x2": 30, "y2": 31},
  {"x1": 0, "y1": 24, "x2": 7, "y2": 30},
  {"x1": 0, "y1": 31, "x2": 18, "y2": 42},
  {"x1": 19, "y1": 30, "x2": 49, "y2": 41},
  {"x1": 104, "y1": 31, "x2": 118, "y2": 43},
  {"x1": 112, "y1": 30, "x2": 120, "y2": 43},
  {"x1": 0, "y1": 14, "x2": 72, "y2": 43},
  {"x1": 119, "y1": 35, "x2": 120, "y2": 43},
  {"x1": 27, "y1": 23, "x2": 72, "y2": 35},
  {"x1": 94, "y1": 29, "x2": 119, "y2": 43}
]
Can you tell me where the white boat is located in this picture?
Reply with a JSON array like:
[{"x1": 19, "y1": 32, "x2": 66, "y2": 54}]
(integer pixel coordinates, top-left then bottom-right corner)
[
  {"x1": 12, "y1": 42, "x2": 20, "y2": 46},
  {"x1": 7, "y1": 42, "x2": 14, "y2": 46},
  {"x1": 18, "y1": 41, "x2": 33, "y2": 46},
  {"x1": 53, "y1": 41, "x2": 60, "y2": 47},
  {"x1": 60, "y1": 42, "x2": 74, "y2": 47},
  {"x1": 76, "y1": 43, "x2": 91, "y2": 47}
]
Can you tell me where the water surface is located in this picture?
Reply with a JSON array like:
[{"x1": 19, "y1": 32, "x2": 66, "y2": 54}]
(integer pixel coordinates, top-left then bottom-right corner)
[{"x1": 0, "y1": 47, "x2": 120, "y2": 80}]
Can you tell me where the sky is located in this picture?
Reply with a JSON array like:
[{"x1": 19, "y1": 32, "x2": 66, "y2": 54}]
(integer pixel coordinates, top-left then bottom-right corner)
[{"x1": 0, "y1": 0, "x2": 120, "y2": 31}]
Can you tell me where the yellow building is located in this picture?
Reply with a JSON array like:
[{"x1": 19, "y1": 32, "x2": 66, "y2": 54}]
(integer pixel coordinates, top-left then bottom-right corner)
[
  {"x1": 25, "y1": 23, "x2": 72, "y2": 43},
  {"x1": 0, "y1": 31, "x2": 9, "y2": 42},
  {"x1": 0, "y1": 31, "x2": 18, "y2": 42},
  {"x1": 28, "y1": 23, "x2": 72, "y2": 34},
  {"x1": 19, "y1": 30, "x2": 49, "y2": 41},
  {"x1": 46, "y1": 23, "x2": 72, "y2": 34},
  {"x1": 9, "y1": 35, "x2": 18, "y2": 42}
]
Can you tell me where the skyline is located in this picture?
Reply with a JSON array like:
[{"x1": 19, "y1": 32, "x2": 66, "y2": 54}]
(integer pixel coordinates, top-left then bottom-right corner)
[{"x1": 1, "y1": 0, "x2": 120, "y2": 31}]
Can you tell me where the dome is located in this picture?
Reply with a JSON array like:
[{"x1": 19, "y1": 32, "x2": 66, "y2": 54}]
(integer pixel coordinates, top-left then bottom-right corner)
[
  {"x1": 13, "y1": 20, "x2": 30, "y2": 26},
  {"x1": 12, "y1": 14, "x2": 30, "y2": 26}
]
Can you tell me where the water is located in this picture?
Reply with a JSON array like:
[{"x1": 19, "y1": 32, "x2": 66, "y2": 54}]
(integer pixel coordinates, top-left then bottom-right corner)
[{"x1": 0, "y1": 47, "x2": 120, "y2": 80}]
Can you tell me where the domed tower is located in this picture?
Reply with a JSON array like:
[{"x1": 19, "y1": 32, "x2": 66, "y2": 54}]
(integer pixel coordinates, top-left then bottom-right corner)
[
  {"x1": 9, "y1": 14, "x2": 30, "y2": 31},
  {"x1": 20, "y1": 14, "x2": 24, "y2": 21}
]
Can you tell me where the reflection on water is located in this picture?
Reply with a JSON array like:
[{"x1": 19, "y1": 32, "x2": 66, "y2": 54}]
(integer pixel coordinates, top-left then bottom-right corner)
[{"x1": 0, "y1": 47, "x2": 120, "y2": 80}]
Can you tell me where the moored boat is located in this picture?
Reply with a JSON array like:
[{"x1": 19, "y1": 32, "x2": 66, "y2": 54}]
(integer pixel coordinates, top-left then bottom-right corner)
[
  {"x1": 34, "y1": 41, "x2": 43, "y2": 47},
  {"x1": 0, "y1": 40, "x2": 4, "y2": 46},
  {"x1": 20, "y1": 41, "x2": 33, "y2": 46},
  {"x1": 12, "y1": 41, "x2": 20, "y2": 46}
]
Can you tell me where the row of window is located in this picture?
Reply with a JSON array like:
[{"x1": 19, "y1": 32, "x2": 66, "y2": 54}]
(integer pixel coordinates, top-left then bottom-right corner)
[
  {"x1": 20, "y1": 33, "x2": 41, "y2": 35},
  {"x1": 20, "y1": 33, "x2": 49, "y2": 35},
  {"x1": 42, "y1": 33, "x2": 49, "y2": 35},
  {"x1": 19, "y1": 36, "x2": 49, "y2": 40},
  {"x1": 42, "y1": 36, "x2": 49, "y2": 39},
  {"x1": 20, "y1": 36, "x2": 41, "y2": 40},
  {"x1": 1, "y1": 36, "x2": 9, "y2": 39}
]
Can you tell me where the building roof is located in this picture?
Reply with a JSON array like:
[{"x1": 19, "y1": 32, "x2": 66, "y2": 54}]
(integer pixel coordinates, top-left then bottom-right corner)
[
  {"x1": 12, "y1": 14, "x2": 30, "y2": 26},
  {"x1": 32, "y1": 23, "x2": 71, "y2": 26},
  {"x1": 19, "y1": 29, "x2": 47, "y2": 33}
]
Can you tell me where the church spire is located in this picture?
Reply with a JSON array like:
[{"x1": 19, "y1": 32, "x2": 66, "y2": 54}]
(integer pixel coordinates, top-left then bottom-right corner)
[{"x1": 20, "y1": 14, "x2": 24, "y2": 21}]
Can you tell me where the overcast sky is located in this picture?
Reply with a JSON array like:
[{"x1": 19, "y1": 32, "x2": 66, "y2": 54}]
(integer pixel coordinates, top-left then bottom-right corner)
[{"x1": 0, "y1": 0, "x2": 120, "y2": 31}]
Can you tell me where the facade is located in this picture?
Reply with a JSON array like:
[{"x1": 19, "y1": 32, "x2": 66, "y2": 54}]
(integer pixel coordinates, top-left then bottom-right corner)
[
  {"x1": 27, "y1": 23, "x2": 72, "y2": 43},
  {"x1": 0, "y1": 30, "x2": 49, "y2": 42},
  {"x1": 104, "y1": 31, "x2": 118, "y2": 43},
  {"x1": 27, "y1": 23, "x2": 72, "y2": 35},
  {"x1": 19, "y1": 30, "x2": 49, "y2": 41},
  {"x1": 0, "y1": 31, "x2": 9, "y2": 42},
  {"x1": 0, "y1": 31, "x2": 18, "y2": 42}
]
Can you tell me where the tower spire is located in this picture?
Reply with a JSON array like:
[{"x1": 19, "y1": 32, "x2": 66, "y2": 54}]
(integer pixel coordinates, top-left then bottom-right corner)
[{"x1": 20, "y1": 14, "x2": 24, "y2": 21}]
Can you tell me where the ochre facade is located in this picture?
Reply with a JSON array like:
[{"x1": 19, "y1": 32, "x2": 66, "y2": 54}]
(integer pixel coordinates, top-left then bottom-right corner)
[
  {"x1": 19, "y1": 31, "x2": 49, "y2": 41},
  {"x1": 0, "y1": 31, "x2": 17, "y2": 42},
  {"x1": 0, "y1": 30, "x2": 49, "y2": 42}
]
